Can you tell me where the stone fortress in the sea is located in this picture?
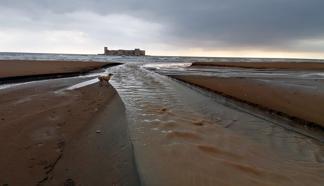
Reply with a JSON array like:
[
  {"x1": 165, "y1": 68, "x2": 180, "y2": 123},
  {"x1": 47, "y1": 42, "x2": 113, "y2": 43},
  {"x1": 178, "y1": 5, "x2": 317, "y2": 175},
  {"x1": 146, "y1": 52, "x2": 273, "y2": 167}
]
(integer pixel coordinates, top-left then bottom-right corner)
[{"x1": 103, "y1": 46, "x2": 145, "y2": 56}]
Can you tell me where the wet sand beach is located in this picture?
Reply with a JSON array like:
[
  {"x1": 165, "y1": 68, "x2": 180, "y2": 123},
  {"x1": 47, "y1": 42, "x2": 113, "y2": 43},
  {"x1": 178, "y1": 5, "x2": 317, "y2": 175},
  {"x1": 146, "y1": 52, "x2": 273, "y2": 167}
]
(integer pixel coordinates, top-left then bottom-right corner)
[
  {"x1": 46, "y1": 82, "x2": 140, "y2": 186},
  {"x1": 0, "y1": 76, "x2": 139, "y2": 185},
  {"x1": 109, "y1": 63, "x2": 324, "y2": 186},
  {"x1": 0, "y1": 59, "x2": 323, "y2": 186},
  {"x1": 0, "y1": 60, "x2": 119, "y2": 79},
  {"x1": 172, "y1": 75, "x2": 324, "y2": 127},
  {"x1": 186, "y1": 62, "x2": 324, "y2": 128}
]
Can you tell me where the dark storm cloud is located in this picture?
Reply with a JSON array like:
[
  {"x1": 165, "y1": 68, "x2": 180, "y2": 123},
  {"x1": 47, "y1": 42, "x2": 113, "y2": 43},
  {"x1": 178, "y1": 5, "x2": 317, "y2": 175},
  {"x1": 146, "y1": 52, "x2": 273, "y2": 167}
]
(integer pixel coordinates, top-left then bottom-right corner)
[{"x1": 1, "y1": 0, "x2": 324, "y2": 52}]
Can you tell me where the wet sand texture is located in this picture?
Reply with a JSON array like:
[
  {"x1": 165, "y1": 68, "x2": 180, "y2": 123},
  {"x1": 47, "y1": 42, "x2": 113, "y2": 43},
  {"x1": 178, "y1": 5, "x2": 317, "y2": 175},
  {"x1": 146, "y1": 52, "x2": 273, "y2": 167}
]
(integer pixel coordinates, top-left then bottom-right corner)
[
  {"x1": 0, "y1": 78, "x2": 138, "y2": 185},
  {"x1": 47, "y1": 87, "x2": 140, "y2": 186},
  {"x1": 113, "y1": 64, "x2": 323, "y2": 186},
  {"x1": 191, "y1": 61, "x2": 324, "y2": 70},
  {"x1": 0, "y1": 60, "x2": 119, "y2": 79},
  {"x1": 172, "y1": 75, "x2": 324, "y2": 127}
]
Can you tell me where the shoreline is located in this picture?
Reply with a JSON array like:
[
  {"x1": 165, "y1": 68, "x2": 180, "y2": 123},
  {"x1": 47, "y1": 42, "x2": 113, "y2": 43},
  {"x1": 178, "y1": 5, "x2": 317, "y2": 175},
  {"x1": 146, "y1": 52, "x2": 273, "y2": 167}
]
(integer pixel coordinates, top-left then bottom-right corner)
[{"x1": 191, "y1": 61, "x2": 324, "y2": 70}]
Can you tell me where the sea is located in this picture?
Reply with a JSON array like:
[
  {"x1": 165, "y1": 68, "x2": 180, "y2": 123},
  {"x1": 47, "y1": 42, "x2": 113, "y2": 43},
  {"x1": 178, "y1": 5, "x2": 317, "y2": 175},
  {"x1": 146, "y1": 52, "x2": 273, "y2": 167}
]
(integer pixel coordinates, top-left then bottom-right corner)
[{"x1": 0, "y1": 52, "x2": 323, "y2": 63}]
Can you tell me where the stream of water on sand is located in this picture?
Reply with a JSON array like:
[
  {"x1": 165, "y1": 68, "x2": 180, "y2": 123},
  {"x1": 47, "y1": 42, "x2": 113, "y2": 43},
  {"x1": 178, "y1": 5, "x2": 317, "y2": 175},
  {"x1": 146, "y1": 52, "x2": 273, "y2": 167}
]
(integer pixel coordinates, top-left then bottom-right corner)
[{"x1": 103, "y1": 63, "x2": 323, "y2": 185}]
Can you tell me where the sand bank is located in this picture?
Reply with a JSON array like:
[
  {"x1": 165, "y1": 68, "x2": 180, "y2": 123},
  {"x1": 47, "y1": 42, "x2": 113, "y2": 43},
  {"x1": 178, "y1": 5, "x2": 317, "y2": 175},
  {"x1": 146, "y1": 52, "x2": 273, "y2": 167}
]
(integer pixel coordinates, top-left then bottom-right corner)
[
  {"x1": 191, "y1": 61, "x2": 324, "y2": 70},
  {"x1": 46, "y1": 85, "x2": 140, "y2": 186},
  {"x1": 172, "y1": 75, "x2": 324, "y2": 128},
  {"x1": 0, "y1": 77, "x2": 138, "y2": 185},
  {"x1": 0, "y1": 60, "x2": 120, "y2": 80}
]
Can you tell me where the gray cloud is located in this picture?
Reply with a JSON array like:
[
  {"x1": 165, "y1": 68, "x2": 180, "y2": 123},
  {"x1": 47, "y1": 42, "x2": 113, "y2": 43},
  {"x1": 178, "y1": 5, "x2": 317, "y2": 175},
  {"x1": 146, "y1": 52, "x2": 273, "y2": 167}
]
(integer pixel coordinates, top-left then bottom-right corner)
[{"x1": 1, "y1": 0, "x2": 324, "y2": 54}]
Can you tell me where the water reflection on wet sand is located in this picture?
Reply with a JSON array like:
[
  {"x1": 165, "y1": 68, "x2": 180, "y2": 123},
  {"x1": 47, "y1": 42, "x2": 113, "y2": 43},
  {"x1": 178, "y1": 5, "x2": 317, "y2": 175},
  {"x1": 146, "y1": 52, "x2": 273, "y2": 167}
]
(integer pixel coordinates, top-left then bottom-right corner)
[{"x1": 105, "y1": 63, "x2": 323, "y2": 186}]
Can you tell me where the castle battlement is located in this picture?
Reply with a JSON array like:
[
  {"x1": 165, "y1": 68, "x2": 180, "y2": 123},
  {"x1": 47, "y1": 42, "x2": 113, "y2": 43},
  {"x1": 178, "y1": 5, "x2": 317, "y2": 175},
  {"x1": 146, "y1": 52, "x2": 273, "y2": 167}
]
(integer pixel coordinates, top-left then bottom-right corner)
[{"x1": 103, "y1": 47, "x2": 145, "y2": 56}]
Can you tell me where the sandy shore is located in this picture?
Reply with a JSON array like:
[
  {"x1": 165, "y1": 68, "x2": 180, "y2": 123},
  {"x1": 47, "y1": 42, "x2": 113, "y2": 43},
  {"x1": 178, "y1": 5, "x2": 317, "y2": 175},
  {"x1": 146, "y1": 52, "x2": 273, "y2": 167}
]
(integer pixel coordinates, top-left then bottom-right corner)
[
  {"x1": 1, "y1": 60, "x2": 323, "y2": 186},
  {"x1": 191, "y1": 61, "x2": 324, "y2": 70},
  {"x1": 172, "y1": 75, "x2": 324, "y2": 128},
  {"x1": 0, "y1": 77, "x2": 139, "y2": 185},
  {"x1": 0, "y1": 60, "x2": 119, "y2": 79}
]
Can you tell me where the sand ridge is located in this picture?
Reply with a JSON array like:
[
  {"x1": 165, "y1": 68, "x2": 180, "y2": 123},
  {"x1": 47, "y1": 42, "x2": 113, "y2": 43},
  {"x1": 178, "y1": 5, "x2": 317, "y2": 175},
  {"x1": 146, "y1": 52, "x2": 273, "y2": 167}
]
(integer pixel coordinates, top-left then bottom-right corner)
[
  {"x1": 172, "y1": 75, "x2": 324, "y2": 128},
  {"x1": 0, "y1": 60, "x2": 120, "y2": 79},
  {"x1": 191, "y1": 61, "x2": 324, "y2": 71},
  {"x1": 0, "y1": 77, "x2": 133, "y2": 185}
]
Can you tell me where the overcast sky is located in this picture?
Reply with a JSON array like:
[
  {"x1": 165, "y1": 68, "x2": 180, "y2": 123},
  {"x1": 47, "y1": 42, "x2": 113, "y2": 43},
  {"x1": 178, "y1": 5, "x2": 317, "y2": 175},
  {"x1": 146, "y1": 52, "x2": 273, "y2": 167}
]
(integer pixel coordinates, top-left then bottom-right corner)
[{"x1": 0, "y1": 0, "x2": 324, "y2": 58}]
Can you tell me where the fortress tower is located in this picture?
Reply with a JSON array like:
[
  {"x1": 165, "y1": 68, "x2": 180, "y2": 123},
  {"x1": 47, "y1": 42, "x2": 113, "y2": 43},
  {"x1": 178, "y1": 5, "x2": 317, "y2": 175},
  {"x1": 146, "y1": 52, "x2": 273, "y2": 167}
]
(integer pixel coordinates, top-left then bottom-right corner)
[{"x1": 103, "y1": 46, "x2": 145, "y2": 56}]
